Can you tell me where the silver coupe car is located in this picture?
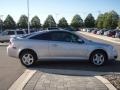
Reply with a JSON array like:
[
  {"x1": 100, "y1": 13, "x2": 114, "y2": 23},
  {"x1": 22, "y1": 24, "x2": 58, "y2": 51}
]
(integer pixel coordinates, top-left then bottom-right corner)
[{"x1": 7, "y1": 30, "x2": 118, "y2": 67}]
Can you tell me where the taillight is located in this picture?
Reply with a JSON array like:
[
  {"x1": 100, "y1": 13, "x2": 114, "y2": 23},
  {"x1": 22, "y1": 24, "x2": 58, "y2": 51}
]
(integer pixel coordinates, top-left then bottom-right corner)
[{"x1": 9, "y1": 41, "x2": 16, "y2": 49}]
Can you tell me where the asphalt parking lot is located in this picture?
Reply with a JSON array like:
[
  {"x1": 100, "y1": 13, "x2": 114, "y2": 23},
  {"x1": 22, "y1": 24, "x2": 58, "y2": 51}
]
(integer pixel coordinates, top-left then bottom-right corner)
[
  {"x1": 0, "y1": 33, "x2": 120, "y2": 90},
  {"x1": 0, "y1": 46, "x2": 25, "y2": 90}
]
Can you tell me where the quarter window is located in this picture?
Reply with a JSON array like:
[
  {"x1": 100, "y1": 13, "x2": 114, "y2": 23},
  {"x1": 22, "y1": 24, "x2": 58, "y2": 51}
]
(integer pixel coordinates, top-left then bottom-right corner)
[{"x1": 8, "y1": 31, "x2": 15, "y2": 35}]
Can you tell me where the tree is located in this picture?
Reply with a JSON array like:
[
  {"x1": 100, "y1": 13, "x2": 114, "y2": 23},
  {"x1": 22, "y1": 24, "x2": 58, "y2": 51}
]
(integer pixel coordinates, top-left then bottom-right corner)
[
  {"x1": 103, "y1": 12, "x2": 111, "y2": 29},
  {"x1": 58, "y1": 17, "x2": 68, "y2": 28},
  {"x1": 43, "y1": 15, "x2": 56, "y2": 28},
  {"x1": 110, "y1": 11, "x2": 119, "y2": 29},
  {"x1": 31, "y1": 16, "x2": 41, "y2": 29},
  {"x1": 118, "y1": 19, "x2": 120, "y2": 28},
  {"x1": 96, "y1": 14, "x2": 104, "y2": 29},
  {"x1": 17, "y1": 15, "x2": 28, "y2": 29},
  {"x1": 84, "y1": 13, "x2": 95, "y2": 28},
  {"x1": 103, "y1": 11, "x2": 119, "y2": 29},
  {"x1": 71, "y1": 14, "x2": 83, "y2": 29},
  {"x1": 4, "y1": 15, "x2": 16, "y2": 29},
  {"x1": 0, "y1": 19, "x2": 3, "y2": 31}
]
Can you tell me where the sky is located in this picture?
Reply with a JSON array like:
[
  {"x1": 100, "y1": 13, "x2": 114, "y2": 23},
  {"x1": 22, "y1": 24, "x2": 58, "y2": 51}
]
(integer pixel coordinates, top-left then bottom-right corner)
[{"x1": 0, "y1": 0, "x2": 120, "y2": 24}]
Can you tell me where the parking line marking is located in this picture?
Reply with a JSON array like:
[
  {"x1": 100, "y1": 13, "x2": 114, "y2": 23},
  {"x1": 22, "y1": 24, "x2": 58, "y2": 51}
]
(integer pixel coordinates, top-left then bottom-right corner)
[
  {"x1": 95, "y1": 76, "x2": 117, "y2": 90},
  {"x1": 8, "y1": 69, "x2": 36, "y2": 90}
]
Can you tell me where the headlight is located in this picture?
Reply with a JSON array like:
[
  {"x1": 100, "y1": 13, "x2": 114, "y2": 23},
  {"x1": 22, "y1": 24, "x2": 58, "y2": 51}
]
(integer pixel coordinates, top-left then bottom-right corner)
[
  {"x1": 109, "y1": 45, "x2": 116, "y2": 52},
  {"x1": 111, "y1": 46, "x2": 117, "y2": 55}
]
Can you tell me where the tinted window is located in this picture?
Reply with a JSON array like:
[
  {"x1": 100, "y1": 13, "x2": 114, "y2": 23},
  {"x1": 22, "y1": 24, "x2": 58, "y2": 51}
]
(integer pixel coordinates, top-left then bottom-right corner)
[
  {"x1": 16, "y1": 31, "x2": 24, "y2": 34},
  {"x1": 8, "y1": 31, "x2": 15, "y2": 35},
  {"x1": 30, "y1": 31, "x2": 79, "y2": 42},
  {"x1": 50, "y1": 31, "x2": 79, "y2": 42},
  {"x1": 30, "y1": 33, "x2": 50, "y2": 40}
]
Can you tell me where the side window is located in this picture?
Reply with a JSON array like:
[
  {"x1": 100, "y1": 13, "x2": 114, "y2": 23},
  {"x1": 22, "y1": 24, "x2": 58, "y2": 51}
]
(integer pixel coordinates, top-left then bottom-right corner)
[
  {"x1": 30, "y1": 31, "x2": 79, "y2": 42},
  {"x1": 69, "y1": 34, "x2": 79, "y2": 42},
  {"x1": 50, "y1": 32, "x2": 79, "y2": 42},
  {"x1": 8, "y1": 31, "x2": 15, "y2": 35},
  {"x1": 63, "y1": 33, "x2": 79, "y2": 42},
  {"x1": 50, "y1": 32, "x2": 63, "y2": 41},
  {"x1": 30, "y1": 33, "x2": 51, "y2": 40},
  {"x1": 16, "y1": 31, "x2": 24, "y2": 35}
]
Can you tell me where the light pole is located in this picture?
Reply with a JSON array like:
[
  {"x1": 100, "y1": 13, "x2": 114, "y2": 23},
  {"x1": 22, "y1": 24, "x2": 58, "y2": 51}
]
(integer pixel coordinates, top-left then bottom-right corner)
[
  {"x1": 55, "y1": 13, "x2": 59, "y2": 27},
  {"x1": 0, "y1": 15, "x2": 3, "y2": 33},
  {"x1": 27, "y1": 0, "x2": 30, "y2": 34}
]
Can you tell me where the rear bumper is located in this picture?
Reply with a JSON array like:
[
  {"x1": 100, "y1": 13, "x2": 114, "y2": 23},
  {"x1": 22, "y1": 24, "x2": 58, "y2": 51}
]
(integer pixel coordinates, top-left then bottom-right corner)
[{"x1": 7, "y1": 45, "x2": 18, "y2": 58}]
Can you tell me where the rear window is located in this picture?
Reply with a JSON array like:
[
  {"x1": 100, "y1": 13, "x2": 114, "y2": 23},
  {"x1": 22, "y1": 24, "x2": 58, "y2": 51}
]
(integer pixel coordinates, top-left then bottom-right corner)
[
  {"x1": 8, "y1": 31, "x2": 15, "y2": 35},
  {"x1": 16, "y1": 31, "x2": 24, "y2": 34}
]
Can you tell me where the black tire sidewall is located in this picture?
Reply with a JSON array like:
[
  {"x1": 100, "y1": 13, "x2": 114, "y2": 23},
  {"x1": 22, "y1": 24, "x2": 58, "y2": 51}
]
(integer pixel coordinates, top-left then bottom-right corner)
[
  {"x1": 90, "y1": 51, "x2": 107, "y2": 66},
  {"x1": 20, "y1": 51, "x2": 37, "y2": 67}
]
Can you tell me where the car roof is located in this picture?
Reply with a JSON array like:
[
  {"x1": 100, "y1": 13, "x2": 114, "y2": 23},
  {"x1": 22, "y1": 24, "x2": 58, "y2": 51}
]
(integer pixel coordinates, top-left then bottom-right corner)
[{"x1": 4, "y1": 30, "x2": 24, "y2": 32}]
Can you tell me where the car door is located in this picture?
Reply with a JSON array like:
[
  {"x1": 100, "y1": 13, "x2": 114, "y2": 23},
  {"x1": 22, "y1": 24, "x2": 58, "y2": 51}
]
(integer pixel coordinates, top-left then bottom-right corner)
[
  {"x1": 29, "y1": 32, "x2": 51, "y2": 58},
  {"x1": 49, "y1": 31, "x2": 88, "y2": 59}
]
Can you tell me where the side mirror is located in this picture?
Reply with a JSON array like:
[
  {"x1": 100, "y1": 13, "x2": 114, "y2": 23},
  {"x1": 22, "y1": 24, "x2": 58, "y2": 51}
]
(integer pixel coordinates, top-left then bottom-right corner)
[{"x1": 78, "y1": 39, "x2": 84, "y2": 44}]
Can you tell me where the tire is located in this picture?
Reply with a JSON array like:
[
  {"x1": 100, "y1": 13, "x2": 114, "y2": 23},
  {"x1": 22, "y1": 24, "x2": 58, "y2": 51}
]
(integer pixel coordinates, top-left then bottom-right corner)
[
  {"x1": 90, "y1": 51, "x2": 107, "y2": 66},
  {"x1": 19, "y1": 50, "x2": 37, "y2": 67},
  {"x1": 0, "y1": 41, "x2": 4, "y2": 43}
]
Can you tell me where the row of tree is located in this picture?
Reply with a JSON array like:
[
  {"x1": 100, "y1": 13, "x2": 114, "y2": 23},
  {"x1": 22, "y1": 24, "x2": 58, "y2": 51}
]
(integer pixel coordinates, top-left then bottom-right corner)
[
  {"x1": 0, "y1": 10, "x2": 120, "y2": 30},
  {"x1": 96, "y1": 11, "x2": 119, "y2": 29}
]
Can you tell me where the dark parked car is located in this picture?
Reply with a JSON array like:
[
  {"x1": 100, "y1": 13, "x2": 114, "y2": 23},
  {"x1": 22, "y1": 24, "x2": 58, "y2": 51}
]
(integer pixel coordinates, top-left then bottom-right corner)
[
  {"x1": 115, "y1": 30, "x2": 120, "y2": 38},
  {"x1": 92, "y1": 30, "x2": 98, "y2": 34}
]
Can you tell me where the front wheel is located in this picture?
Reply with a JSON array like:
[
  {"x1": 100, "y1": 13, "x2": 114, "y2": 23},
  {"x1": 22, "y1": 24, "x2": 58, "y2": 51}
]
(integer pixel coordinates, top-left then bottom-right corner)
[
  {"x1": 90, "y1": 51, "x2": 107, "y2": 66},
  {"x1": 20, "y1": 51, "x2": 37, "y2": 67}
]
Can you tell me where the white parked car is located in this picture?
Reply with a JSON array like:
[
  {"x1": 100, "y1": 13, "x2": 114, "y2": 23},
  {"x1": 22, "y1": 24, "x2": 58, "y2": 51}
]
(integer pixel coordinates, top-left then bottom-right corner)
[
  {"x1": 0, "y1": 30, "x2": 26, "y2": 43},
  {"x1": 115, "y1": 31, "x2": 120, "y2": 38},
  {"x1": 7, "y1": 30, "x2": 118, "y2": 67}
]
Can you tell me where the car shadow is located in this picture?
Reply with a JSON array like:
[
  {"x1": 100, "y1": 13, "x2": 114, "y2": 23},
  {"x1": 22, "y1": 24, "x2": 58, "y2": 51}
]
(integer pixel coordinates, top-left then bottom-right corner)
[{"x1": 29, "y1": 60, "x2": 120, "y2": 76}]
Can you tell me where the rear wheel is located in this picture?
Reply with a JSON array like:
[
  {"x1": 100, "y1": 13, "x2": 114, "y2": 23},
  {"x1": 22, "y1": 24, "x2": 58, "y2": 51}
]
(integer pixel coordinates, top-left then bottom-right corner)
[
  {"x1": 90, "y1": 51, "x2": 107, "y2": 66},
  {"x1": 0, "y1": 41, "x2": 4, "y2": 43},
  {"x1": 20, "y1": 51, "x2": 37, "y2": 67}
]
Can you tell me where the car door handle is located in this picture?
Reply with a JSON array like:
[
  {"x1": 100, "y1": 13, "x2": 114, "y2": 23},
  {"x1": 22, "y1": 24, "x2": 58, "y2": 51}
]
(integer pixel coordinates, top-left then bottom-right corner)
[{"x1": 52, "y1": 44, "x2": 58, "y2": 47}]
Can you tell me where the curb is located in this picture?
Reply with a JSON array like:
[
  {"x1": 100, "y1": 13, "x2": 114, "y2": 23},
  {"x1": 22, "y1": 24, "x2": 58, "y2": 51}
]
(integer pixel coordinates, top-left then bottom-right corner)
[
  {"x1": 38, "y1": 68, "x2": 117, "y2": 90},
  {"x1": 0, "y1": 43, "x2": 9, "y2": 46},
  {"x1": 78, "y1": 31, "x2": 120, "y2": 44},
  {"x1": 95, "y1": 76, "x2": 117, "y2": 90},
  {"x1": 8, "y1": 69, "x2": 36, "y2": 90}
]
